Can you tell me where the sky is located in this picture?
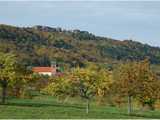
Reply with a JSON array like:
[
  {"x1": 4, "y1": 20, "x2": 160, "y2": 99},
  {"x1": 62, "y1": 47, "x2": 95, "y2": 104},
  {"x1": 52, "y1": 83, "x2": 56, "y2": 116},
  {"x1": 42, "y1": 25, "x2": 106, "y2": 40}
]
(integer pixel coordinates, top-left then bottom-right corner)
[{"x1": 0, "y1": 1, "x2": 160, "y2": 46}]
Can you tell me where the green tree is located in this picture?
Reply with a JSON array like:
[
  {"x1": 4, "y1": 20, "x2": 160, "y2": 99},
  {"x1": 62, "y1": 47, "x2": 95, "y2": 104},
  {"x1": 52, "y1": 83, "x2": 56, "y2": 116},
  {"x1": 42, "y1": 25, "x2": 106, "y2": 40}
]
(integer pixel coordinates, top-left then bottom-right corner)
[
  {"x1": 0, "y1": 52, "x2": 31, "y2": 103},
  {"x1": 0, "y1": 53, "x2": 17, "y2": 103},
  {"x1": 8, "y1": 65, "x2": 33, "y2": 98}
]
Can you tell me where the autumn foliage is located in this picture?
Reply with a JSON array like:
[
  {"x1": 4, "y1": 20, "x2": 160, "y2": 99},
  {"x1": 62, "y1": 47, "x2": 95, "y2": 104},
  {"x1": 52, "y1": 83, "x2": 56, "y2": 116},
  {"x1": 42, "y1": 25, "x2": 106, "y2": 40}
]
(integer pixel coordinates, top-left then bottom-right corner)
[{"x1": 0, "y1": 52, "x2": 160, "y2": 115}]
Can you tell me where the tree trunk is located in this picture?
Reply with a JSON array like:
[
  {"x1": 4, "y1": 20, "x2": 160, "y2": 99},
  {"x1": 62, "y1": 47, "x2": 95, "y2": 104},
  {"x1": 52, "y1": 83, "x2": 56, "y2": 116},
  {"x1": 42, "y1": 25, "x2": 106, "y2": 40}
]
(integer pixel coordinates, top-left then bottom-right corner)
[
  {"x1": 140, "y1": 102, "x2": 145, "y2": 112},
  {"x1": 148, "y1": 103, "x2": 155, "y2": 111},
  {"x1": 128, "y1": 95, "x2": 132, "y2": 115},
  {"x1": 86, "y1": 99, "x2": 89, "y2": 114},
  {"x1": 1, "y1": 80, "x2": 7, "y2": 104}
]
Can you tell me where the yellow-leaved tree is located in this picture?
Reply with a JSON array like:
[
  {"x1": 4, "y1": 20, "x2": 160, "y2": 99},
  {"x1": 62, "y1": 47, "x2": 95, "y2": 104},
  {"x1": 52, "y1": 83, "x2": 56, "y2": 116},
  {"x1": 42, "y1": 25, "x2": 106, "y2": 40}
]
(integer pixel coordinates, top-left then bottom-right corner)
[
  {"x1": 44, "y1": 64, "x2": 112, "y2": 114},
  {"x1": 136, "y1": 59, "x2": 160, "y2": 110},
  {"x1": 112, "y1": 61, "x2": 139, "y2": 115},
  {"x1": 113, "y1": 59, "x2": 160, "y2": 114}
]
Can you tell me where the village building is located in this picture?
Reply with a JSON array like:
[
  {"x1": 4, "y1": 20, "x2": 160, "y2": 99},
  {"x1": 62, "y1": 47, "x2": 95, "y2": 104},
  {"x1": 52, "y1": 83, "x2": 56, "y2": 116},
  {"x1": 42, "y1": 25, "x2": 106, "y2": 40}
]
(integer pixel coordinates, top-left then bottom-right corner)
[
  {"x1": 32, "y1": 66, "x2": 57, "y2": 76},
  {"x1": 32, "y1": 61, "x2": 64, "y2": 76}
]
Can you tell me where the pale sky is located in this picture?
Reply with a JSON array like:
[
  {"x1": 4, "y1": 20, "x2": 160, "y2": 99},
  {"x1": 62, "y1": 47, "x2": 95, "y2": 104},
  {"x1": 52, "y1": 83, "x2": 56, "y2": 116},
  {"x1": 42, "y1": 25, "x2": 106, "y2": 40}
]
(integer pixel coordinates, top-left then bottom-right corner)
[{"x1": 0, "y1": 1, "x2": 160, "y2": 46}]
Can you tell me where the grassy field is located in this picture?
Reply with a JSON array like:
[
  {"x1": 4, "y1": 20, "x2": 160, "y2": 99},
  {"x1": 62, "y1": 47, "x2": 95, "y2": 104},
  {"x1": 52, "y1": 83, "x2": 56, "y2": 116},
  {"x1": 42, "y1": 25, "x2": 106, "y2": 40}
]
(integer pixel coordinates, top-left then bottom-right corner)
[{"x1": 0, "y1": 95, "x2": 160, "y2": 119}]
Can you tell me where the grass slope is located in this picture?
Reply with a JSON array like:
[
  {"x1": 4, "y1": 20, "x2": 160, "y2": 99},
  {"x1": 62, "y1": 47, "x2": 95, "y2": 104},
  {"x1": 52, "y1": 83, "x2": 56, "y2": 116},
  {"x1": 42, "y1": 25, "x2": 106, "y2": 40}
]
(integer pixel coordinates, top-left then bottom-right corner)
[{"x1": 0, "y1": 96, "x2": 160, "y2": 119}]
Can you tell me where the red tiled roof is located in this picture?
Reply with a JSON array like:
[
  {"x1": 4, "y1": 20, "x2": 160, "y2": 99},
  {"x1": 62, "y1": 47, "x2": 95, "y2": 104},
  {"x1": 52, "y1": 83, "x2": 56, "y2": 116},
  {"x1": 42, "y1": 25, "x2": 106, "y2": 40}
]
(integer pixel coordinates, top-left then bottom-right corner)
[{"x1": 32, "y1": 67, "x2": 56, "y2": 73}]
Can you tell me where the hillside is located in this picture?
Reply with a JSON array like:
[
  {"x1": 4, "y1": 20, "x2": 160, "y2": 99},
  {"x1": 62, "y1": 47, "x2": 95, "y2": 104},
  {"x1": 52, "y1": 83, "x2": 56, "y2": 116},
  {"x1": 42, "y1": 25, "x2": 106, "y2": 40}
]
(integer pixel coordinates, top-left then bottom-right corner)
[{"x1": 0, "y1": 24, "x2": 160, "y2": 67}]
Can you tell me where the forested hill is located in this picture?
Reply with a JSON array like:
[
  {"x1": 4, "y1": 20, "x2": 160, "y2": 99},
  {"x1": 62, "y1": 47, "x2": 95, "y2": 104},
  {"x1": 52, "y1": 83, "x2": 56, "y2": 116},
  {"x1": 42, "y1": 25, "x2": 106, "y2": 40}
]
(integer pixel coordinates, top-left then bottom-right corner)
[{"x1": 0, "y1": 24, "x2": 160, "y2": 67}]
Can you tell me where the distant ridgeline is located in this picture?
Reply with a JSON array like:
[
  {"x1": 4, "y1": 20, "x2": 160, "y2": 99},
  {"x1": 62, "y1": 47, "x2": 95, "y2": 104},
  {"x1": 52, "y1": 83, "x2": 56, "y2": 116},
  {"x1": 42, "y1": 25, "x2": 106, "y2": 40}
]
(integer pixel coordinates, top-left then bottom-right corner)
[{"x1": 0, "y1": 24, "x2": 160, "y2": 68}]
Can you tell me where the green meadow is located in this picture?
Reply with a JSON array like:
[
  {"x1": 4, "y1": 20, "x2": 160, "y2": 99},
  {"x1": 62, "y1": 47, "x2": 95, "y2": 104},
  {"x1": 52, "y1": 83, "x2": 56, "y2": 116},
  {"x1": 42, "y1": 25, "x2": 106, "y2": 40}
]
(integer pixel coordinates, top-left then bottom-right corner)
[{"x1": 0, "y1": 95, "x2": 160, "y2": 119}]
